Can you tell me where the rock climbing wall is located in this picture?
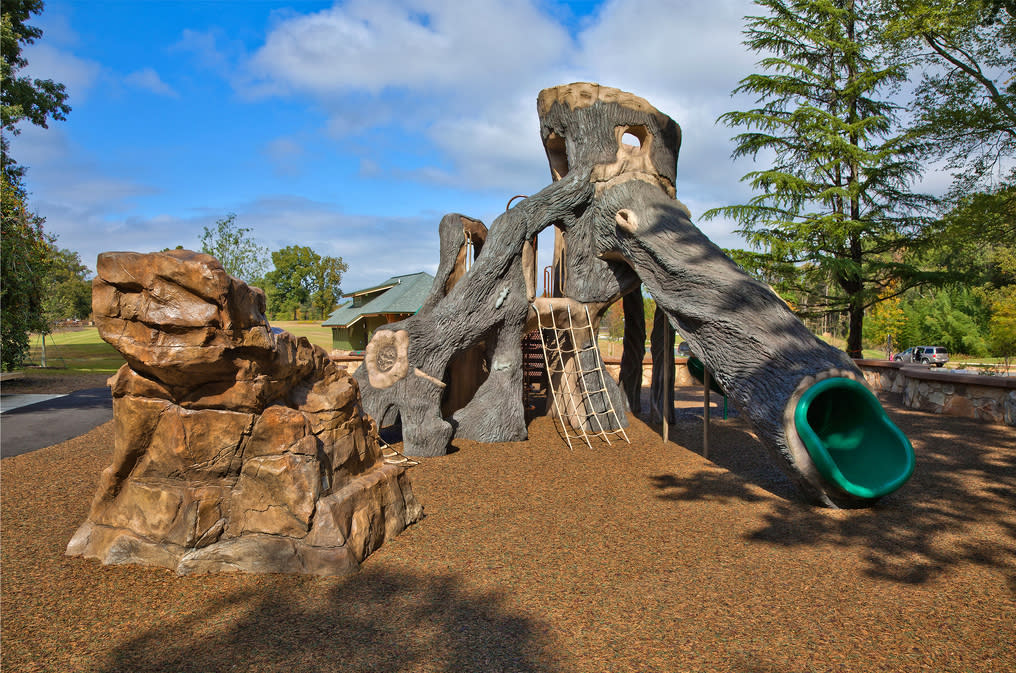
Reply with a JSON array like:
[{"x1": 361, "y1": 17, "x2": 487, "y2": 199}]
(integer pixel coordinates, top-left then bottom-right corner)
[{"x1": 66, "y1": 250, "x2": 422, "y2": 576}]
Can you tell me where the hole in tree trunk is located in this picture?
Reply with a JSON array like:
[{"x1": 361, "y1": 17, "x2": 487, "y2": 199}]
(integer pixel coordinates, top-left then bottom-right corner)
[
  {"x1": 544, "y1": 133, "x2": 569, "y2": 180},
  {"x1": 619, "y1": 125, "x2": 648, "y2": 150}
]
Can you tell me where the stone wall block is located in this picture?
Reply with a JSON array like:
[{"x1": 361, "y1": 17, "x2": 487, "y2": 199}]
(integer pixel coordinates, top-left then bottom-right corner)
[
  {"x1": 178, "y1": 535, "x2": 304, "y2": 575},
  {"x1": 312, "y1": 465, "x2": 419, "y2": 563},
  {"x1": 96, "y1": 250, "x2": 230, "y2": 305},
  {"x1": 304, "y1": 494, "x2": 353, "y2": 548},
  {"x1": 101, "y1": 529, "x2": 184, "y2": 571},
  {"x1": 67, "y1": 521, "x2": 181, "y2": 571},
  {"x1": 399, "y1": 471, "x2": 424, "y2": 523},
  {"x1": 91, "y1": 281, "x2": 121, "y2": 320},
  {"x1": 156, "y1": 484, "x2": 228, "y2": 548},
  {"x1": 224, "y1": 277, "x2": 269, "y2": 330},
  {"x1": 108, "y1": 365, "x2": 174, "y2": 402},
  {"x1": 348, "y1": 484, "x2": 385, "y2": 562},
  {"x1": 316, "y1": 416, "x2": 365, "y2": 477},
  {"x1": 292, "y1": 542, "x2": 360, "y2": 576}
]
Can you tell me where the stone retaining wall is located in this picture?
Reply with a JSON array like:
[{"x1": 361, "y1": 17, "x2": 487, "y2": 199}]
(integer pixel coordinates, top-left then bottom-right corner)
[
  {"x1": 855, "y1": 360, "x2": 1015, "y2": 426},
  {"x1": 600, "y1": 356, "x2": 696, "y2": 388}
]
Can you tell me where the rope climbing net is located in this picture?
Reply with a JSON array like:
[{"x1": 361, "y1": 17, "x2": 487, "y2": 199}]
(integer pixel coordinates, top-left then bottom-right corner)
[{"x1": 533, "y1": 301, "x2": 630, "y2": 450}]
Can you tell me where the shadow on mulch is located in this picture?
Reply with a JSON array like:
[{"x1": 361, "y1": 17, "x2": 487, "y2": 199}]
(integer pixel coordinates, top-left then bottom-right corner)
[
  {"x1": 650, "y1": 401, "x2": 1016, "y2": 590},
  {"x1": 96, "y1": 570, "x2": 560, "y2": 673}
]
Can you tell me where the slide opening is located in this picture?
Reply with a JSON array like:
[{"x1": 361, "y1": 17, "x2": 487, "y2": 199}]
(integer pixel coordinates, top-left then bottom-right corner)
[{"x1": 794, "y1": 377, "x2": 914, "y2": 499}]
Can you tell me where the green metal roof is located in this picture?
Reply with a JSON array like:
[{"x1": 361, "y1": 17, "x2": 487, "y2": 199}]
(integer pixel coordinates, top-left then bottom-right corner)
[{"x1": 322, "y1": 272, "x2": 434, "y2": 327}]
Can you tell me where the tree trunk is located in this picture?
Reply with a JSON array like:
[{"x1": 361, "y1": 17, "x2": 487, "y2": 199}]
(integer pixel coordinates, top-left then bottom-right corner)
[
  {"x1": 619, "y1": 288, "x2": 646, "y2": 414},
  {"x1": 353, "y1": 175, "x2": 596, "y2": 456},
  {"x1": 649, "y1": 306, "x2": 675, "y2": 425}
]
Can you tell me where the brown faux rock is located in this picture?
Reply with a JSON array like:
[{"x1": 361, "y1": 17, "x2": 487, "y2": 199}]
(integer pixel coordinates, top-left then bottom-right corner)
[{"x1": 67, "y1": 250, "x2": 422, "y2": 576}]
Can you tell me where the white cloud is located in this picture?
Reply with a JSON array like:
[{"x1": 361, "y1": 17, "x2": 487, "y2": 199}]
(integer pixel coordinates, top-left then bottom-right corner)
[
  {"x1": 208, "y1": 196, "x2": 442, "y2": 291},
  {"x1": 21, "y1": 42, "x2": 101, "y2": 102},
  {"x1": 239, "y1": 0, "x2": 577, "y2": 193},
  {"x1": 124, "y1": 67, "x2": 179, "y2": 98},
  {"x1": 239, "y1": 0, "x2": 766, "y2": 220},
  {"x1": 19, "y1": 0, "x2": 828, "y2": 293},
  {"x1": 244, "y1": 0, "x2": 570, "y2": 98}
]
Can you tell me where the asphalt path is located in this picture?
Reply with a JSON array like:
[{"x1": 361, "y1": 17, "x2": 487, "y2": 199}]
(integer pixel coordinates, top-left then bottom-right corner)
[{"x1": 0, "y1": 387, "x2": 113, "y2": 458}]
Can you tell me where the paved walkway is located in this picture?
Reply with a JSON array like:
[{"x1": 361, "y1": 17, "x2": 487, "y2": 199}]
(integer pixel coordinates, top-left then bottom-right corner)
[{"x1": 0, "y1": 388, "x2": 113, "y2": 458}]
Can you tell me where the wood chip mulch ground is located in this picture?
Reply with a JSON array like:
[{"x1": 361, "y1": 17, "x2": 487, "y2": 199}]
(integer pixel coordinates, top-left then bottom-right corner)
[{"x1": 2, "y1": 392, "x2": 1014, "y2": 673}]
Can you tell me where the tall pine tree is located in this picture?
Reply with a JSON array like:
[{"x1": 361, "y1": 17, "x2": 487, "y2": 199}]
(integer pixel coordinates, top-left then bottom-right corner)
[{"x1": 705, "y1": 0, "x2": 935, "y2": 357}]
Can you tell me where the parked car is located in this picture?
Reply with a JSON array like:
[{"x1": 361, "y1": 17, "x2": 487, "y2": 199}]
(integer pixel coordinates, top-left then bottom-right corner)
[
  {"x1": 893, "y1": 346, "x2": 949, "y2": 367},
  {"x1": 677, "y1": 341, "x2": 692, "y2": 358}
]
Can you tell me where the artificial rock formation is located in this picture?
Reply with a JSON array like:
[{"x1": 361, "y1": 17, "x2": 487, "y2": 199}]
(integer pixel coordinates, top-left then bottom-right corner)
[{"x1": 67, "y1": 250, "x2": 422, "y2": 576}]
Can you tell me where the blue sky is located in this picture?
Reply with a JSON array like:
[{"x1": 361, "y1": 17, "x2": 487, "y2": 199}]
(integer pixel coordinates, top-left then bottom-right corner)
[{"x1": 10, "y1": 0, "x2": 948, "y2": 292}]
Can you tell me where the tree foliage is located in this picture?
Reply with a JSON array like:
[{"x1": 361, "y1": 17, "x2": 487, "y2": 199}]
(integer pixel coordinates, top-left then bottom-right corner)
[
  {"x1": 263, "y1": 245, "x2": 347, "y2": 320},
  {"x1": 897, "y1": 286, "x2": 991, "y2": 356},
  {"x1": 309, "y1": 254, "x2": 347, "y2": 320},
  {"x1": 986, "y1": 284, "x2": 1016, "y2": 366},
  {"x1": 1, "y1": 0, "x2": 70, "y2": 183},
  {"x1": 705, "y1": 0, "x2": 937, "y2": 357},
  {"x1": 926, "y1": 182, "x2": 1016, "y2": 286},
  {"x1": 263, "y1": 245, "x2": 316, "y2": 320},
  {"x1": 199, "y1": 214, "x2": 269, "y2": 284},
  {"x1": 1, "y1": 173, "x2": 50, "y2": 370},
  {"x1": 42, "y1": 246, "x2": 91, "y2": 324},
  {"x1": 880, "y1": 0, "x2": 1015, "y2": 190}
]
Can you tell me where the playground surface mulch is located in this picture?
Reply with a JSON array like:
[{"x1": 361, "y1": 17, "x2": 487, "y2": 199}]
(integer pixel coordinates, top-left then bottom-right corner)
[{"x1": 2, "y1": 392, "x2": 1014, "y2": 673}]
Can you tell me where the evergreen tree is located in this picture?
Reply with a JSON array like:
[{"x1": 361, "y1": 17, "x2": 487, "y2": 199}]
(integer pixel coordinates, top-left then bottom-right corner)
[{"x1": 705, "y1": 0, "x2": 936, "y2": 357}]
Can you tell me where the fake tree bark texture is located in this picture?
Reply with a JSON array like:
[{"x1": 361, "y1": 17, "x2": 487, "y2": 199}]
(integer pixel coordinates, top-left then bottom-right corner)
[
  {"x1": 353, "y1": 174, "x2": 596, "y2": 456},
  {"x1": 619, "y1": 288, "x2": 646, "y2": 415},
  {"x1": 356, "y1": 82, "x2": 875, "y2": 506},
  {"x1": 538, "y1": 84, "x2": 871, "y2": 505},
  {"x1": 649, "y1": 306, "x2": 676, "y2": 426}
]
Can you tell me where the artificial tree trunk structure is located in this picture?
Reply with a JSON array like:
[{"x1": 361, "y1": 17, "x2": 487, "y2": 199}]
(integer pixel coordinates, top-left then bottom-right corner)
[{"x1": 355, "y1": 83, "x2": 914, "y2": 507}]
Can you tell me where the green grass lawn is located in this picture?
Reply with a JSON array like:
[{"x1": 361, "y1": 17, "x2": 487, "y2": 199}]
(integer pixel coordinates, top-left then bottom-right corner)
[
  {"x1": 269, "y1": 321, "x2": 333, "y2": 350},
  {"x1": 25, "y1": 324, "x2": 1004, "y2": 377},
  {"x1": 26, "y1": 329, "x2": 124, "y2": 374},
  {"x1": 23, "y1": 321, "x2": 334, "y2": 376}
]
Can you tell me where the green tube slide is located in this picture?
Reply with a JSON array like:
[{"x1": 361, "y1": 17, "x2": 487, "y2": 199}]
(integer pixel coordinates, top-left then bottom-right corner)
[
  {"x1": 793, "y1": 377, "x2": 915, "y2": 499},
  {"x1": 687, "y1": 356, "x2": 725, "y2": 395}
]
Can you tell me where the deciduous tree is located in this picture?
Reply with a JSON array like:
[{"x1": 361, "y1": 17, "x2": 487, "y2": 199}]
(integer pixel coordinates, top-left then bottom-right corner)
[
  {"x1": 42, "y1": 246, "x2": 91, "y2": 323},
  {"x1": 263, "y1": 245, "x2": 316, "y2": 320},
  {"x1": 880, "y1": 0, "x2": 1015, "y2": 190},
  {"x1": 1, "y1": 0, "x2": 70, "y2": 183},
  {"x1": 1, "y1": 173, "x2": 49, "y2": 370},
  {"x1": 199, "y1": 214, "x2": 269, "y2": 283},
  {"x1": 263, "y1": 245, "x2": 347, "y2": 320},
  {"x1": 309, "y1": 254, "x2": 347, "y2": 320}
]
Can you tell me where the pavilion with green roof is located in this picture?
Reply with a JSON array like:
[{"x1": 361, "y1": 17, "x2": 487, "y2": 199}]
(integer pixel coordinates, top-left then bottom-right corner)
[{"x1": 322, "y1": 272, "x2": 434, "y2": 351}]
